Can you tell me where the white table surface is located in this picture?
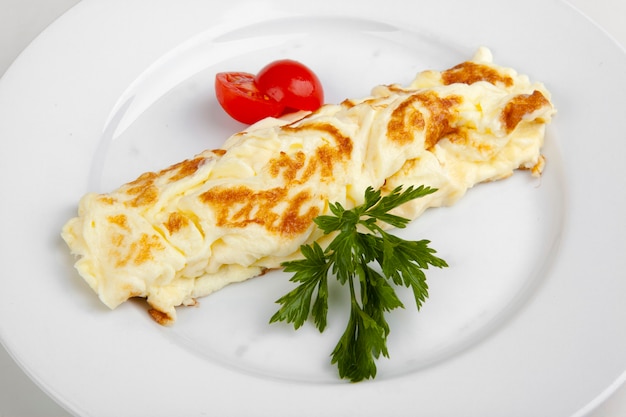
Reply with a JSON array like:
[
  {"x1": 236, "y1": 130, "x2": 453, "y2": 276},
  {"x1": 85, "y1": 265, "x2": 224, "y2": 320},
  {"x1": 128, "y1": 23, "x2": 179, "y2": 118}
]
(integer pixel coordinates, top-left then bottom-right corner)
[{"x1": 1, "y1": 0, "x2": 625, "y2": 416}]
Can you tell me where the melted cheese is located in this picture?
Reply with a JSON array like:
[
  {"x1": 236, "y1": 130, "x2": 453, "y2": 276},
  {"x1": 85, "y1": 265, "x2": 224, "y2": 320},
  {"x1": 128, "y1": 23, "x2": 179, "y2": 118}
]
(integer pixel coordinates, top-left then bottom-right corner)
[{"x1": 61, "y1": 48, "x2": 555, "y2": 324}]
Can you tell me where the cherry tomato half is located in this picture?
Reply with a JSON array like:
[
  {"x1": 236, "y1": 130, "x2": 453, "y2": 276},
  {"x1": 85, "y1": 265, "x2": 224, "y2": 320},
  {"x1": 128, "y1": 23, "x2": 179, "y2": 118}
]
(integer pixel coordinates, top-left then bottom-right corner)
[
  {"x1": 215, "y1": 72, "x2": 284, "y2": 124},
  {"x1": 255, "y1": 59, "x2": 324, "y2": 112}
]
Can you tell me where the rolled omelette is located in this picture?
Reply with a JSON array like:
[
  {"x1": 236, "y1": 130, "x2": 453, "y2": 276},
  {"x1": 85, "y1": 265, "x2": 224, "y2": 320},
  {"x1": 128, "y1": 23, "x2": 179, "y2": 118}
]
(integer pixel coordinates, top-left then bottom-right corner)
[{"x1": 62, "y1": 47, "x2": 555, "y2": 324}]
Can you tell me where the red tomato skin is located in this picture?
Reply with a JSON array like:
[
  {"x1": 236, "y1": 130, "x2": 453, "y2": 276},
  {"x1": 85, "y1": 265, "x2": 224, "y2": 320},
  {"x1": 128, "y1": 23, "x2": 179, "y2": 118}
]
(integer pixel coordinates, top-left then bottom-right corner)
[
  {"x1": 215, "y1": 72, "x2": 284, "y2": 124},
  {"x1": 255, "y1": 60, "x2": 324, "y2": 112}
]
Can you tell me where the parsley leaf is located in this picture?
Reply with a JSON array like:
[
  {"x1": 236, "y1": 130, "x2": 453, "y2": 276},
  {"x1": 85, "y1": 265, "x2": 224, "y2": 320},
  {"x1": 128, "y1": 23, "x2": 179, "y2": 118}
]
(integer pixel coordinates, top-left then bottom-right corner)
[{"x1": 269, "y1": 185, "x2": 448, "y2": 382}]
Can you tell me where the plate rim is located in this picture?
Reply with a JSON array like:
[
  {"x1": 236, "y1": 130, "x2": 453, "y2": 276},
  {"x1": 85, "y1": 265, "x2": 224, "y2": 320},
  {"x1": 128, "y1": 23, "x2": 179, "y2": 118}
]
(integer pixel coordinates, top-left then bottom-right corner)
[{"x1": 1, "y1": 0, "x2": 626, "y2": 416}]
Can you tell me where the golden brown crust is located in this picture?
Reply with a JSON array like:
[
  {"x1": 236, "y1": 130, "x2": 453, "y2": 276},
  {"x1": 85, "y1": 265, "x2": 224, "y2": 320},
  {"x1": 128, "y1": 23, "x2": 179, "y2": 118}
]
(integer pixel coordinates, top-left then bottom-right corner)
[
  {"x1": 125, "y1": 173, "x2": 159, "y2": 208},
  {"x1": 114, "y1": 233, "x2": 164, "y2": 267},
  {"x1": 163, "y1": 212, "x2": 189, "y2": 234},
  {"x1": 198, "y1": 186, "x2": 320, "y2": 237},
  {"x1": 107, "y1": 214, "x2": 130, "y2": 231},
  {"x1": 118, "y1": 156, "x2": 212, "y2": 208},
  {"x1": 148, "y1": 308, "x2": 174, "y2": 326},
  {"x1": 442, "y1": 61, "x2": 514, "y2": 87},
  {"x1": 269, "y1": 151, "x2": 307, "y2": 182},
  {"x1": 388, "y1": 91, "x2": 462, "y2": 149},
  {"x1": 500, "y1": 90, "x2": 550, "y2": 133},
  {"x1": 165, "y1": 156, "x2": 206, "y2": 182}
]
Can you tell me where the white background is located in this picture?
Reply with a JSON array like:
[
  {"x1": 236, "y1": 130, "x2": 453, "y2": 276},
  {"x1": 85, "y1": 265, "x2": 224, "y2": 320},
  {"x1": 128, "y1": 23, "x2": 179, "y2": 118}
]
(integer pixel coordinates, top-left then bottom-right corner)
[{"x1": 0, "y1": 0, "x2": 625, "y2": 416}]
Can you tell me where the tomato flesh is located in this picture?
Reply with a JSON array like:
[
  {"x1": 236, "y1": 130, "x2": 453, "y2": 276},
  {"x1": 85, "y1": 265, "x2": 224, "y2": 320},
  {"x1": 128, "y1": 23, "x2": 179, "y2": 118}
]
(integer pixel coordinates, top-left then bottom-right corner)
[
  {"x1": 215, "y1": 72, "x2": 284, "y2": 124},
  {"x1": 255, "y1": 60, "x2": 324, "y2": 112}
]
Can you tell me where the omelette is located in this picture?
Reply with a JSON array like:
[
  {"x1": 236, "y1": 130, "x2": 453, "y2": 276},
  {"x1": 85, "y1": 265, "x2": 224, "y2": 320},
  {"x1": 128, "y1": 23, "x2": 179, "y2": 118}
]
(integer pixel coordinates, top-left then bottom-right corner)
[{"x1": 62, "y1": 48, "x2": 555, "y2": 324}]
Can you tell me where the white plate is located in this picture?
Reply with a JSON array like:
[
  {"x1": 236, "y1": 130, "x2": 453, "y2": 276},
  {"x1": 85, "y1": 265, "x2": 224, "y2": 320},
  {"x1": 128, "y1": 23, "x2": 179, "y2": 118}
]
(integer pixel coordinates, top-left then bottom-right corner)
[{"x1": 1, "y1": 0, "x2": 625, "y2": 416}]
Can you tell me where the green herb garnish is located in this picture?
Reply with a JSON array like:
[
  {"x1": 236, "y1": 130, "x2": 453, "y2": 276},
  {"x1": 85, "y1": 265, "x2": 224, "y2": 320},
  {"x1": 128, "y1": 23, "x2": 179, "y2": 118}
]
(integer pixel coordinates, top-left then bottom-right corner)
[{"x1": 270, "y1": 185, "x2": 448, "y2": 382}]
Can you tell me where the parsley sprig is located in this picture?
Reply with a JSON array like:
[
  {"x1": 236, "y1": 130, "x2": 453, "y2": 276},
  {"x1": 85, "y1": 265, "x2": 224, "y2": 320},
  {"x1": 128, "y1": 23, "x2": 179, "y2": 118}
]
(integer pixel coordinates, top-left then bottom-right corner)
[{"x1": 270, "y1": 185, "x2": 448, "y2": 382}]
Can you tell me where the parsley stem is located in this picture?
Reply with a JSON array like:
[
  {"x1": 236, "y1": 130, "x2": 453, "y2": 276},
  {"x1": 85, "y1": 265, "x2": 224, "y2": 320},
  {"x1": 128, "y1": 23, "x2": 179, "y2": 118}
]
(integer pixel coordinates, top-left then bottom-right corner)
[{"x1": 348, "y1": 273, "x2": 357, "y2": 303}]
